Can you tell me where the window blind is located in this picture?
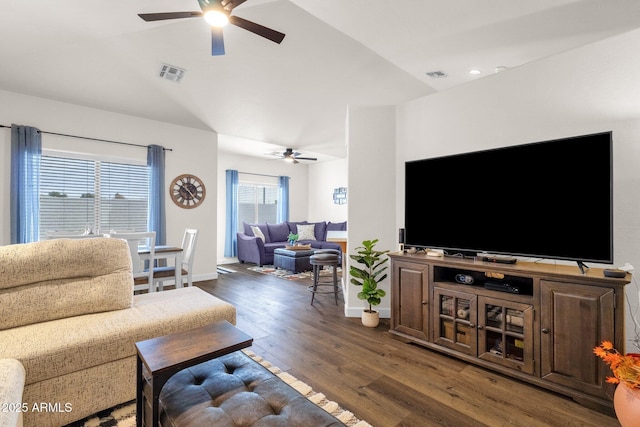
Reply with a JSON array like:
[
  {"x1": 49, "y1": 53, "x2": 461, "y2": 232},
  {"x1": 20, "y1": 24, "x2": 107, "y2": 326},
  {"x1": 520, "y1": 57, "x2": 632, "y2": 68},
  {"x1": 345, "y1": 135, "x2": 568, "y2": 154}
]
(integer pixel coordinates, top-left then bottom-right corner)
[
  {"x1": 40, "y1": 155, "x2": 149, "y2": 236},
  {"x1": 237, "y1": 183, "x2": 278, "y2": 229}
]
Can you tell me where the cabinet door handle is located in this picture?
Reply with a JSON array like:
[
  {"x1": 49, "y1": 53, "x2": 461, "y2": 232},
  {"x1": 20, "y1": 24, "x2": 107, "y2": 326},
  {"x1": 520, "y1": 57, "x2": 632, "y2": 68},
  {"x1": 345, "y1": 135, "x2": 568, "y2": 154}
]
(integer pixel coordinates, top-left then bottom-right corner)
[
  {"x1": 477, "y1": 325, "x2": 483, "y2": 330},
  {"x1": 469, "y1": 323, "x2": 475, "y2": 328},
  {"x1": 542, "y1": 328, "x2": 550, "y2": 334},
  {"x1": 422, "y1": 301, "x2": 428, "y2": 305}
]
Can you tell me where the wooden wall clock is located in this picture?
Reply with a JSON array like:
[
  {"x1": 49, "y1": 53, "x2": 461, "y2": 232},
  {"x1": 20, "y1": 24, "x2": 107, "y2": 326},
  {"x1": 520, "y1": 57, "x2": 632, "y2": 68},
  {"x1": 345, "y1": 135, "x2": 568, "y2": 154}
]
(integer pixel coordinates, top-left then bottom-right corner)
[{"x1": 170, "y1": 174, "x2": 206, "y2": 209}]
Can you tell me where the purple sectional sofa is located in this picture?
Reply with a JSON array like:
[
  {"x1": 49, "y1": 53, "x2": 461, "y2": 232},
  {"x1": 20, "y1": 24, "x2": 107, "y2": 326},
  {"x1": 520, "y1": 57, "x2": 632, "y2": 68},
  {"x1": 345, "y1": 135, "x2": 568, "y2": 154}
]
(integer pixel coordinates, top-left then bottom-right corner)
[{"x1": 237, "y1": 220, "x2": 346, "y2": 266}]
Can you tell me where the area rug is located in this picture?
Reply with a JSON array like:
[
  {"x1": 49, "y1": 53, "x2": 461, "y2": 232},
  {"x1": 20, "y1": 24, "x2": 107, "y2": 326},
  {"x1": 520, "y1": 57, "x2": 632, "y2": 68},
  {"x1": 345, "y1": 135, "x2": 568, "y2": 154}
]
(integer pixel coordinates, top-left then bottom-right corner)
[
  {"x1": 248, "y1": 264, "x2": 342, "y2": 281},
  {"x1": 64, "y1": 349, "x2": 371, "y2": 427}
]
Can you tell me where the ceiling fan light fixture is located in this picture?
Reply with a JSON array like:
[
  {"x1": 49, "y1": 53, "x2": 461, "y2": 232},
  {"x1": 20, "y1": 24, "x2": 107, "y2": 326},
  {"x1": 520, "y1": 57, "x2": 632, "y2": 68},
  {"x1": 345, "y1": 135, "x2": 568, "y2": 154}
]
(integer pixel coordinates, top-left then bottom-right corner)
[
  {"x1": 204, "y1": 7, "x2": 229, "y2": 27},
  {"x1": 138, "y1": 0, "x2": 285, "y2": 56}
]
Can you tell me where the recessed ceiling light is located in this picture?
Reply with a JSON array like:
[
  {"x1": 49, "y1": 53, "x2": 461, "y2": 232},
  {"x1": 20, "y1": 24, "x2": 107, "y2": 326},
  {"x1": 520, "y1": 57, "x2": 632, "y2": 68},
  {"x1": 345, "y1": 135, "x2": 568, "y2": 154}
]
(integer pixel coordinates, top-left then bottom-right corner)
[
  {"x1": 495, "y1": 66, "x2": 508, "y2": 73},
  {"x1": 469, "y1": 69, "x2": 481, "y2": 75}
]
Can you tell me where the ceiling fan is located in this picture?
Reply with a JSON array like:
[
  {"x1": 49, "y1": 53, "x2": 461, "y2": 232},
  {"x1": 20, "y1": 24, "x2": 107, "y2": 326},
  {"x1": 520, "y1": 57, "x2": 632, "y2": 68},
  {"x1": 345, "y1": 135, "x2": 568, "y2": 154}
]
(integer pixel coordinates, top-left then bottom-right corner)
[
  {"x1": 269, "y1": 148, "x2": 317, "y2": 164},
  {"x1": 138, "y1": 0, "x2": 286, "y2": 56}
]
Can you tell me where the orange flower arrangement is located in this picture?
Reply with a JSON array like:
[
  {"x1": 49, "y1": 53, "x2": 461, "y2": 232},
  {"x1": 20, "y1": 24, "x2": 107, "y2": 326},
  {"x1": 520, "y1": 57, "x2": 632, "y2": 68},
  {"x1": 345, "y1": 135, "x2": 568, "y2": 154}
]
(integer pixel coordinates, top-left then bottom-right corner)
[{"x1": 594, "y1": 340, "x2": 640, "y2": 389}]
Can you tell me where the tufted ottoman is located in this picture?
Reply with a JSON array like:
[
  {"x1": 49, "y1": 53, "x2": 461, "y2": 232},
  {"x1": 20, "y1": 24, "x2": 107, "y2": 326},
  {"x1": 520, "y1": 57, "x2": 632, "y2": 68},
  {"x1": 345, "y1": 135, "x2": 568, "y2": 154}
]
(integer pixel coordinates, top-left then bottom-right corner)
[
  {"x1": 273, "y1": 248, "x2": 314, "y2": 273},
  {"x1": 158, "y1": 351, "x2": 346, "y2": 427}
]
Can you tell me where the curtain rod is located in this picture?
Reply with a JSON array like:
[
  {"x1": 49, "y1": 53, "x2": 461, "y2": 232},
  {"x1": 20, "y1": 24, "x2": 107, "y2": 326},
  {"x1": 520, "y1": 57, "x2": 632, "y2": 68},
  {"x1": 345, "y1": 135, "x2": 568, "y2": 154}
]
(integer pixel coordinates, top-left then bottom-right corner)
[
  {"x1": 238, "y1": 171, "x2": 287, "y2": 178},
  {"x1": 0, "y1": 124, "x2": 172, "y2": 151}
]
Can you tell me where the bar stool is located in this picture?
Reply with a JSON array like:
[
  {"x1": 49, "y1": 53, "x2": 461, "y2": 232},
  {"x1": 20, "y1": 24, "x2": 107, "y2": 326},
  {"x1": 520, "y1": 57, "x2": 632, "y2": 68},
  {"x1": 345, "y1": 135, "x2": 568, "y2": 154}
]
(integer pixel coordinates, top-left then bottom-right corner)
[{"x1": 308, "y1": 250, "x2": 341, "y2": 305}]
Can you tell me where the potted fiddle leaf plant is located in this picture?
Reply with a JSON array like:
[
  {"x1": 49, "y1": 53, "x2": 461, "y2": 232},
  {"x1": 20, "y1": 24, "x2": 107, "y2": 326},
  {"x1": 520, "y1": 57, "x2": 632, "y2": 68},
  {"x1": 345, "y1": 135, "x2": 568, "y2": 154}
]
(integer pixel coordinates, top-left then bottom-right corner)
[
  {"x1": 349, "y1": 238, "x2": 389, "y2": 327},
  {"x1": 287, "y1": 232, "x2": 299, "y2": 246}
]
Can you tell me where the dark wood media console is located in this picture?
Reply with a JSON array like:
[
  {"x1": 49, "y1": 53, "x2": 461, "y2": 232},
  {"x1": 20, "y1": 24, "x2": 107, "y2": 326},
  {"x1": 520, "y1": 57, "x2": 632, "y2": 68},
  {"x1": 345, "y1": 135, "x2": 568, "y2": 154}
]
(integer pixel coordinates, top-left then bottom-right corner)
[{"x1": 389, "y1": 252, "x2": 631, "y2": 414}]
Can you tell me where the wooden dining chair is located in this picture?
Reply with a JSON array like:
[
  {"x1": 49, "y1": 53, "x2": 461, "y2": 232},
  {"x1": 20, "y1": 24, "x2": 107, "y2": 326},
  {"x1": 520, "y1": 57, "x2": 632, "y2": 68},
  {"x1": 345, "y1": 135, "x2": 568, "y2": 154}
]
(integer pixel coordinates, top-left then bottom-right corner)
[
  {"x1": 108, "y1": 231, "x2": 156, "y2": 293},
  {"x1": 154, "y1": 229, "x2": 199, "y2": 290}
]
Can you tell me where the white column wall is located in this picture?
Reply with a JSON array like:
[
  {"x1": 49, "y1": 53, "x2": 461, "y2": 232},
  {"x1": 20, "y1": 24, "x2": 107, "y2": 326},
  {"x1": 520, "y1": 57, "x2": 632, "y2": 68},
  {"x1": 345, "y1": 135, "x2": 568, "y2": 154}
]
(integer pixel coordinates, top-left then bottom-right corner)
[{"x1": 346, "y1": 105, "x2": 396, "y2": 318}]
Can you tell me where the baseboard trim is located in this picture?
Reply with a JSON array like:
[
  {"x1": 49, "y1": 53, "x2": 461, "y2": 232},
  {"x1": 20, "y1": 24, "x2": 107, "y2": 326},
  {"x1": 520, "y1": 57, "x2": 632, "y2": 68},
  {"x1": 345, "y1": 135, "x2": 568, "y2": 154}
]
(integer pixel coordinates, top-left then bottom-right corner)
[{"x1": 161, "y1": 272, "x2": 218, "y2": 287}]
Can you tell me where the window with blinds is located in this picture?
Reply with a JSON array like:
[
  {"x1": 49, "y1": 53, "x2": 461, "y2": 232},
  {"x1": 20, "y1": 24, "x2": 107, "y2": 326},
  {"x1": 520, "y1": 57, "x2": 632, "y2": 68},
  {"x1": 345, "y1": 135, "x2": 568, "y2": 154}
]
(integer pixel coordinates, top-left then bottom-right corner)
[
  {"x1": 237, "y1": 182, "x2": 278, "y2": 229},
  {"x1": 40, "y1": 155, "x2": 149, "y2": 236}
]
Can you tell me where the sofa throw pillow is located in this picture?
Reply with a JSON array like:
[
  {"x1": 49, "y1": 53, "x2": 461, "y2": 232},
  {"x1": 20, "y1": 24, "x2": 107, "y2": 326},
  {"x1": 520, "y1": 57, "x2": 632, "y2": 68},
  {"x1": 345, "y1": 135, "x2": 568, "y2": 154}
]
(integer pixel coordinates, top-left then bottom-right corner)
[
  {"x1": 327, "y1": 221, "x2": 347, "y2": 231},
  {"x1": 286, "y1": 221, "x2": 308, "y2": 235},
  {"x1": 297, "y1": 224, "x2": 316, "y2": 241},
  {"x1": 251, "y1": 226, "x2": 266, "y2": 242},
  {"x1": 267, "y1": 222, "x2": 290, "y2": 242},
  {"x1": 245, "y1": 223, "x2": 270, "y2": 242},
  {"x1": 312, "y1": 221, "x2": 327, "y2": 241},
  {"x1": 242, "y1": 221, "x2": 254, "y2": 236}
]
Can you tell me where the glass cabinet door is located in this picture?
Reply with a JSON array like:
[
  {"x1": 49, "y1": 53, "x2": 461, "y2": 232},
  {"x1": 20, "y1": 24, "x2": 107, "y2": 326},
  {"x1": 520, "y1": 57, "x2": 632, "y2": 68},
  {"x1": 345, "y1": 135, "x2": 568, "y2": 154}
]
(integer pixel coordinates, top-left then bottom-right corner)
[
  {"x1": 478, "y1": 297, "x2": 534, "y2": 374},
  {"x1": 433, "y1": 288, "x2": 477, "y2": 356}
]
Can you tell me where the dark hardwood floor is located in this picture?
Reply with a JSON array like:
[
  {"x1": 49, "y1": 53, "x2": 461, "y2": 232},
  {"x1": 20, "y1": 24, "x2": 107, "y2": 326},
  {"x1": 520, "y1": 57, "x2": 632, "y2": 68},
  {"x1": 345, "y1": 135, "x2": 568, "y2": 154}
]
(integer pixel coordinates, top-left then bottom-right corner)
[{"x1": 195, "y1": 263, "x2": 620, "y2": 427}]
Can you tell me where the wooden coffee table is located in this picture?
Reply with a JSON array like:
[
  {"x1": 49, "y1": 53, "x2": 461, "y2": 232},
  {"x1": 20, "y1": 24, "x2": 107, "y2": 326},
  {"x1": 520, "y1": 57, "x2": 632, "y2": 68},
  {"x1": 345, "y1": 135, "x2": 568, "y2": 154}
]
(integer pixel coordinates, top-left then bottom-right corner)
[{"x1": 135, "y1": 321, "x2": 253, "y2": 427}]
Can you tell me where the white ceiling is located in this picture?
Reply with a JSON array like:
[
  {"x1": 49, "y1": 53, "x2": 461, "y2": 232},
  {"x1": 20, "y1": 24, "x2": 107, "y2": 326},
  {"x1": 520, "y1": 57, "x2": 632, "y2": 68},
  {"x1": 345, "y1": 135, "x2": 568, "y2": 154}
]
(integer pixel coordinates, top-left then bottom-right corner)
[{"x1": 2, "y1": 0, "x2": 640, "y2": 162}]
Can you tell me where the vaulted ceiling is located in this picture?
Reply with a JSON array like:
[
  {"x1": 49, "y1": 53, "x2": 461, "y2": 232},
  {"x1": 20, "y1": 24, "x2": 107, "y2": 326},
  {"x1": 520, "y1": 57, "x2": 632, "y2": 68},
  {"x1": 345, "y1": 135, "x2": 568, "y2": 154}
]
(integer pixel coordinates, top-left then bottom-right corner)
[{"x1": 2, "y1": 0, "x2": 639, "y2": 161}]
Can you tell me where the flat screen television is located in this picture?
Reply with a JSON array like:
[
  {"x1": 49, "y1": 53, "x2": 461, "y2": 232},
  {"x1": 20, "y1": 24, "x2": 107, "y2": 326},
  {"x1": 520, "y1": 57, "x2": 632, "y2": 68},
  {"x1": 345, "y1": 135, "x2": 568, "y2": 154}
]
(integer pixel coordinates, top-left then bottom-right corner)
[{"x1": 404, "y1": 131, "x2": 613, "y2": 265}]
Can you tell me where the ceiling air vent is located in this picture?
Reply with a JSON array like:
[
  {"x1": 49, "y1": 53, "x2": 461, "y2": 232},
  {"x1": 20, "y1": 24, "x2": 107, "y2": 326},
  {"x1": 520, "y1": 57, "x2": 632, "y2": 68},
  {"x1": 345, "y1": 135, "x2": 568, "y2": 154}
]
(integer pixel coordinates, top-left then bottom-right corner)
[
  {"x1": 426, "y1": 70, "x2": 447, "y2": 79},
  {"x1": 159, "y1": 64, "x2": 186, "y2": 83}
]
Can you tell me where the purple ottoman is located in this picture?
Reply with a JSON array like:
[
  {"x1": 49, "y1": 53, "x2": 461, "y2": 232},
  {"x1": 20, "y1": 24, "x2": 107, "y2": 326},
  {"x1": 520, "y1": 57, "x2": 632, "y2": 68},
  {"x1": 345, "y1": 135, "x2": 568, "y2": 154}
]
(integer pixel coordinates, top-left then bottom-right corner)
[{"x1": 273, "y1": 248, "x2": 314, "y2": 273}]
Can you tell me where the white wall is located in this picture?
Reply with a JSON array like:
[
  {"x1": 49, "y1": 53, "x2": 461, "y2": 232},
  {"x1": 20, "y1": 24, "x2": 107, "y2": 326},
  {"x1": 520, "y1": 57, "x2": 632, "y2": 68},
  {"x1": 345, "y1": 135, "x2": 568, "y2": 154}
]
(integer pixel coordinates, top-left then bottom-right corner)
[
  {"x1": 0, "y1": 90, "x2": 219, "y2": 281},
  {"x1": 346, "y1": 105, "x2": 396, "y2": 318},
  {"x1": 216, "y1": 149, "x2": 311, "y2": 264},
  {"x1": 396, "y1": 28, "x2": 640, "y2": 349},
  {"x1": 308, "y1": 158, "x2": 348, "y2": 223}
]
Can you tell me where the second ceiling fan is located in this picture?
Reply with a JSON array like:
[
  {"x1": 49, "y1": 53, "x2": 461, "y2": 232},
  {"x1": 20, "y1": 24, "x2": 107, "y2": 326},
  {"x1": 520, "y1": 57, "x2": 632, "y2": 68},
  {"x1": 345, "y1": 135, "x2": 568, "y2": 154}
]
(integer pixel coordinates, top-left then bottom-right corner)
[
  {"x1": 270, "y1": 148, "x2": 317, "y2": 164},
  {"x1": 138, "y1": 0, "x2": 286, "y2": 56}
]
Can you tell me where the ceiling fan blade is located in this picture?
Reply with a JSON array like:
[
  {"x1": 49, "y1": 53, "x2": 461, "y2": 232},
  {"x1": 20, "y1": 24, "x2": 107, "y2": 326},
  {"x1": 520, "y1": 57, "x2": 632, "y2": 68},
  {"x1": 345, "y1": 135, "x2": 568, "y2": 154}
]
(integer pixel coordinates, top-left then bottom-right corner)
[
  {"x1": 229, "y1": 15, "x2": 286, "y2": 44},
  {"x1": 212, "y1": 27, "x2": 225, "y2": 56},
  {"x1": 222, "y1": 0, "x2": 248, "y2": 11},
  {"x1": 138, "y1": 11, "x2": 202, "y2": 22},
  {"x1": 294, "y1": 157, "x2": 317, "y2": 161}
]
